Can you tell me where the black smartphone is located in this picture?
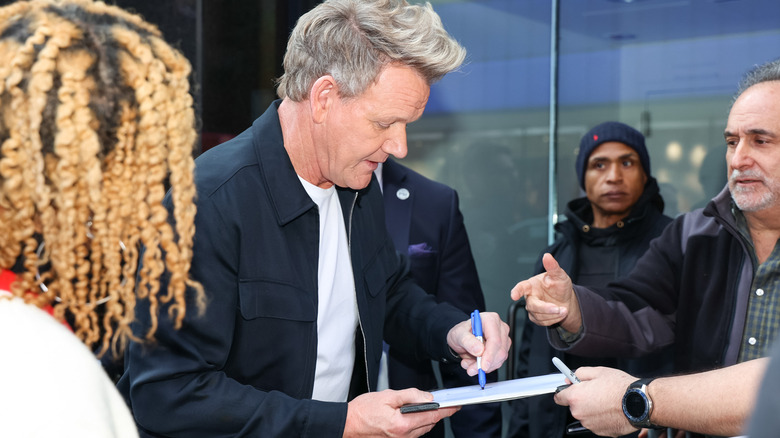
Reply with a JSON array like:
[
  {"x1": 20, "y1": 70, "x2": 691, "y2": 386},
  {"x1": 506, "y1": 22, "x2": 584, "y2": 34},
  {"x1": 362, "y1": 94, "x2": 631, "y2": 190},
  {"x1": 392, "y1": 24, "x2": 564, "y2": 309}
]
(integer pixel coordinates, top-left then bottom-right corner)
[
  {"x1": 566, "y1": 421, "x2": 589, "y2": 435},
  {"x1": 399, "y1": 402, "x2": 440, "y2": 414},
  {"x1": 555, "y1": 384, "x2": 572, "y2": 394}
]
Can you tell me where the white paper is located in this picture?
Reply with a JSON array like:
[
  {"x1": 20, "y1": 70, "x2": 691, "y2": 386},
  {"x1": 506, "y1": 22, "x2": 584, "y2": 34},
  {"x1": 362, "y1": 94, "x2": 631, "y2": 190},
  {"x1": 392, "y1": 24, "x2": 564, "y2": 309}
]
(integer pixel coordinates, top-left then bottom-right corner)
[{"x1": 430, "y1": 373, "x2": 566, "y2": 407}]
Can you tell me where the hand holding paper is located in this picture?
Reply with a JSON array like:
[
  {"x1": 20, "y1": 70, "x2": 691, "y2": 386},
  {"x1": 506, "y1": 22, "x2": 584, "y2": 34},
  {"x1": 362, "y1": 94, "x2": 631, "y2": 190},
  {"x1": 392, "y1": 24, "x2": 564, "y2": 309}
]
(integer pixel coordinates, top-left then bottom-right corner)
[
  {"x1": 446, "y1": 311, "x2": 510, "y2": 378},
  {"x1": 348, "y1": 388, "x2": 459, "y2": 436}
]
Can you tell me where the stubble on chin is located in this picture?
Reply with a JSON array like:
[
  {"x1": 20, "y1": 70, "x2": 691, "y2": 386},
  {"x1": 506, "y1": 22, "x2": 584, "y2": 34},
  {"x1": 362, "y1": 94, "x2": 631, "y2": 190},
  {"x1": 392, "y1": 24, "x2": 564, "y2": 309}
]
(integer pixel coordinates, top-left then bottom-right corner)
[{"x1": 729, "y1": 174, "x2": 777, "y2": 212}]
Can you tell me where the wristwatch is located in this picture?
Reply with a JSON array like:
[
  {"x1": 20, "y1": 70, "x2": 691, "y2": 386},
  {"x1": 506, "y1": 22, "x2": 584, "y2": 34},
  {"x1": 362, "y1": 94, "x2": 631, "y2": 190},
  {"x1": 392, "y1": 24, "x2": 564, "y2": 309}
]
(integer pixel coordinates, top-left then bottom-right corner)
[{"x1": 622, "y1": 378, "x2": 660, "y2": 429}]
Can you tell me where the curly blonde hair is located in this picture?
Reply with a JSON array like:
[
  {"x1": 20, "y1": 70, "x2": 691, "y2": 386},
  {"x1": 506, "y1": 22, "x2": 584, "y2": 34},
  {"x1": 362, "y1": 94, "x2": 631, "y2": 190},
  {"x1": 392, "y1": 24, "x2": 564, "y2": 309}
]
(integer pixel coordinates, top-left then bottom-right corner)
[{"x1": 0, "y1": 0, "x2": 204, "y2": 357}]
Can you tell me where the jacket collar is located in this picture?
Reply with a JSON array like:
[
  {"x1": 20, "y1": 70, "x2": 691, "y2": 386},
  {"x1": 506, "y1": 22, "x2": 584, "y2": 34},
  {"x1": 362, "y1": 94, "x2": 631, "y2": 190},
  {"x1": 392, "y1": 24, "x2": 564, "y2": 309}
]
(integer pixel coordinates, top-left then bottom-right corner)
[
  {"x1": 559, "y1": 177, "x2": 665, "y2": 244},
  {"x1": 703, "y1": 183, "x2": 740, "y2": 231}
]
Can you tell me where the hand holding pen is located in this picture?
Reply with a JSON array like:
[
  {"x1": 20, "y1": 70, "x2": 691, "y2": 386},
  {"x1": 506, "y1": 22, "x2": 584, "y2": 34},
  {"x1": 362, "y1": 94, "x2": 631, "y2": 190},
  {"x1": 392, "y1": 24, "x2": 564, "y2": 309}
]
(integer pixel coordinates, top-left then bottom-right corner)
[
  {"x1": 471, "y1": 310, "x2": 487, "y2": 389},
  {"x1": 554, "y1": 366, "x2": 644, "y2": 437},
  {"x1": 444, "y1": 311, "x2": 511, "y2": 383}
]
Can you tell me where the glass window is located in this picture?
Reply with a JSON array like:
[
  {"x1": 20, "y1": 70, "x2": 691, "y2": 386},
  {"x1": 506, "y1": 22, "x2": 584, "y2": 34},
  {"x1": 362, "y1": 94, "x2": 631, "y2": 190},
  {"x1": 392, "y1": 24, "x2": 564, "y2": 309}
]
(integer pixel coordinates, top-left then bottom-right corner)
[
  {"x1": 408, "y1": 1, "x2": 552, "y2": 327},
  {"x1": 557, "y1": 0, "x2": 780, "y2": 216},
  {"x1": 406, "y1": 0, "x2": 780, "y2": 340}
]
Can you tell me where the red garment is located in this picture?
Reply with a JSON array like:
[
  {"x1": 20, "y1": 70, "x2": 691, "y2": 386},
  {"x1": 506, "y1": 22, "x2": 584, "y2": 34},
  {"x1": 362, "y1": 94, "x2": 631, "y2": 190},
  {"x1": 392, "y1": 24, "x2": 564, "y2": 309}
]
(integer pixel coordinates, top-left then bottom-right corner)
[
  {"x1": 0, "y1": 268, "x2": 67, "y2": 326},
  {"x1": 0, "y1": 268, "x2": 17, "y2": 295}
]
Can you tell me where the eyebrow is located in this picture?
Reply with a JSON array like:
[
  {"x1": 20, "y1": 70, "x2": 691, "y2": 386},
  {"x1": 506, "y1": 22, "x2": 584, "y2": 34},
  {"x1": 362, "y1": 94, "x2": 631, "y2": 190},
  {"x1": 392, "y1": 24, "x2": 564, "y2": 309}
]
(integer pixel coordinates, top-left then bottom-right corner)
[{"x1": 724, "y1": 128, "x2": 777, "y2": 138}]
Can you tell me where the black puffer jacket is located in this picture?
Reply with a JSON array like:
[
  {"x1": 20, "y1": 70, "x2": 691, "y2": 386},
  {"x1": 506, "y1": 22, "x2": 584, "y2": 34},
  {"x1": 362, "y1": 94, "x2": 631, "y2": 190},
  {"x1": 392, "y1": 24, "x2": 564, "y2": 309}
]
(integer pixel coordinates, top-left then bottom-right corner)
[{"x1": 507, "y1": 177, "x2": 673, "y2": 438}]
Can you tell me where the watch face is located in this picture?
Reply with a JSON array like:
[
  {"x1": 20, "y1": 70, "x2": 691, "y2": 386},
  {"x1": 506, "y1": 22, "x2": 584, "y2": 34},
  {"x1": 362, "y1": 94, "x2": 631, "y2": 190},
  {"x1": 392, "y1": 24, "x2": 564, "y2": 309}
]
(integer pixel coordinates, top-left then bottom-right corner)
[{"x1": 624, "y1": 389, "x2": 650, "y2": 420}]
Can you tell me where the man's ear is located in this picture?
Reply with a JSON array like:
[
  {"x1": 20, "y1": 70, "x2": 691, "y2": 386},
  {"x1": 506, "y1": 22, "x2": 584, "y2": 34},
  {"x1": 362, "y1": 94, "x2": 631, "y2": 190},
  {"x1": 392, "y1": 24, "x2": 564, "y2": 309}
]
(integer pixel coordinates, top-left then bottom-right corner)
[{"x1": 310, "y1": 75, "x2": 338, "y2": 124}]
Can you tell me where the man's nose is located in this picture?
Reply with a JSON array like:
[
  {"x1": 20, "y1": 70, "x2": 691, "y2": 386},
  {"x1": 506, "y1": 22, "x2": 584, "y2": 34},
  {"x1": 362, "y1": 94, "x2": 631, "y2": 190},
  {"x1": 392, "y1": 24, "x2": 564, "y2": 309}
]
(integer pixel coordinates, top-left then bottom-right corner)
[
  {"x1": 606, "y1": 163, "x2": 622, "y2": 181},
  {"x1": 383, "y1": 126, "x2": 408, "y2": 159},
  {"x1": 729, "y1": 140, "x2": 754, "y2": 170}
]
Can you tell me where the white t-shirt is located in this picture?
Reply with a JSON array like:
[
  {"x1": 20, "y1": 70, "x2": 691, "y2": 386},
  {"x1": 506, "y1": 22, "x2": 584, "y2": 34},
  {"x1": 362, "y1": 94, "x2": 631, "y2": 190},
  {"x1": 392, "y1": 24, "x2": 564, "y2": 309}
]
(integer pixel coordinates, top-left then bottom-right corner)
[
  {"x1": 0, "y1": 290, "x2": 138, "y2": 437},
  {"x1": 299, "y1": 177, "x2": 359, "y2": 402}
]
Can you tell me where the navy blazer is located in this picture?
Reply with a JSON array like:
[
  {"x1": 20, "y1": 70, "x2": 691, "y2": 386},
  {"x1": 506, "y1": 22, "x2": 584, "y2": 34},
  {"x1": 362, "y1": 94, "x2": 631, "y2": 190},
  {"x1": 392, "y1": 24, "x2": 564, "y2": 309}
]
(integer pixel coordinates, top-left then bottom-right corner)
[
  {"x1": 118, "y1": 102, "x2": 466, "y2": 437},
  {"x1": 382, "y1": 159, "x2": 501, "y2": 438}
]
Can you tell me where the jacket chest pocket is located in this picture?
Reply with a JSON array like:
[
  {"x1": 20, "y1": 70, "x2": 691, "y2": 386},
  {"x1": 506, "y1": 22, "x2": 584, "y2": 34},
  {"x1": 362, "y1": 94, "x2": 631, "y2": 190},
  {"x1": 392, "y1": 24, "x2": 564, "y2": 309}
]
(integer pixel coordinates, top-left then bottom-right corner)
[
  {"x1": 238, "y1": 280, "x2": 316, "y2": 321},
  {"x1": 232, "y1": 280, "x2": 317, "y2": 395}
]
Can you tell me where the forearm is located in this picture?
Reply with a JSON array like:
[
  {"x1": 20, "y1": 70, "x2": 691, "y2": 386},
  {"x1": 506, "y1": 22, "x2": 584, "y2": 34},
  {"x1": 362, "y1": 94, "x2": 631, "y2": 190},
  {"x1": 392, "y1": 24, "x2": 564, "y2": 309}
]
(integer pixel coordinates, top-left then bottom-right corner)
[
  {"x1": 649, "y1": 358, "x2": 769, "y2": 435},
  {"x1": 551, "y1": 286, "x2": 674, "y2": 358}
]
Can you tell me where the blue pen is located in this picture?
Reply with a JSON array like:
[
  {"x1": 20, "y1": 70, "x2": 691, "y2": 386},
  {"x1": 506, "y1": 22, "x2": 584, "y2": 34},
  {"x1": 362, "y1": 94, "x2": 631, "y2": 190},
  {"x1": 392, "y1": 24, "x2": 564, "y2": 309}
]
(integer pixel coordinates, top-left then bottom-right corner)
[{"x1": 470, "y1": 310, "x2": 487, "y2": 389}]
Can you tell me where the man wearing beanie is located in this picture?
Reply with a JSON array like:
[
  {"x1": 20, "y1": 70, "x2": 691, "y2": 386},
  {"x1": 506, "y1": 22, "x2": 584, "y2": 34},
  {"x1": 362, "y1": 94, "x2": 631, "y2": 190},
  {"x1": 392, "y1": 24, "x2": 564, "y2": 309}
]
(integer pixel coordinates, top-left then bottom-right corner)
[{"x1": 507, "y1": 121, "x2": 673, "y2": 438}]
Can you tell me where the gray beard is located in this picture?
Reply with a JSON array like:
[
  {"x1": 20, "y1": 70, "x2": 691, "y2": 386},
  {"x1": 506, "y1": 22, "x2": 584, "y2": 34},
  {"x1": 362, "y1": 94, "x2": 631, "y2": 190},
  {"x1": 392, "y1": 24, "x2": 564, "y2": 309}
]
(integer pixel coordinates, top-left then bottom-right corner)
[{"x1": 730, "y1": 183, "x2": 776, "y2": 212}]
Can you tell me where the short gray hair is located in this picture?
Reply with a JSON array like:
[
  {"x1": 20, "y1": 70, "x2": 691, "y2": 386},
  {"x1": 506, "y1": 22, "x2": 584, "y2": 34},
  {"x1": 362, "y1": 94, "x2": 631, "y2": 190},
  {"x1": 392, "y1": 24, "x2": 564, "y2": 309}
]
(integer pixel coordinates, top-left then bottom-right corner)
[
  {"x1": 276, "y1": 0, "x2": 466, "y2": 101},
  {"x1": 735, "y1": 58, "x2": 780, "y2": 99}
]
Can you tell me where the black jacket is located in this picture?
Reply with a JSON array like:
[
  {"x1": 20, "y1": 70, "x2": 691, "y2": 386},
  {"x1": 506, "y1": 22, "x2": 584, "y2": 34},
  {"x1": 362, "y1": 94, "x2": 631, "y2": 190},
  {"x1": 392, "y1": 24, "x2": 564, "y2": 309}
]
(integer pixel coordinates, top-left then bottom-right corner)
[
  {"x1": 118, "y1": 102, "x2": 467, "y2": 437},
  {"x1": 382, "y1": 159, "x2": 501, "y2": 438},
  {"x1": 507, "y1": 178, "x2": 673, "y2": 438},
  {"x1": 543, "y1": 185, "x2": 761, "y2": 438},
  {"x1": 555, "y1": 185, "x2": 754, "y2": 371}
]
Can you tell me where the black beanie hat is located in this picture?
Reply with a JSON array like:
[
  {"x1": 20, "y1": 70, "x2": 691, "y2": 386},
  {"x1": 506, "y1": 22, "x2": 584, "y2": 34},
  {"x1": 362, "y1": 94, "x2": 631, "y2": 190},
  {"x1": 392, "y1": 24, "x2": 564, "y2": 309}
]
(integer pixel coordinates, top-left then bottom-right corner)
[{"x1": 576, "y1": 121, "x2": 651, "y2": 190}]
